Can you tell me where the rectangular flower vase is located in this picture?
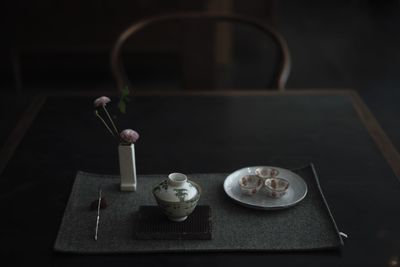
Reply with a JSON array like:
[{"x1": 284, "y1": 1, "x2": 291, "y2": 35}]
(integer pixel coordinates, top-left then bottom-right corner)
[{"x1": 118, "y1": 144, "x2": 137, "y2": 191}]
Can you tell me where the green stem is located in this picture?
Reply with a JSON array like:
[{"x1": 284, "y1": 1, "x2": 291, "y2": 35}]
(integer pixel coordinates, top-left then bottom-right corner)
[
  {"x1": 102, "y1": 106, "x2": 119, "y2": 137},
  {"x1": 95, "y1": 110, "x2": 115, "y2": 137}
]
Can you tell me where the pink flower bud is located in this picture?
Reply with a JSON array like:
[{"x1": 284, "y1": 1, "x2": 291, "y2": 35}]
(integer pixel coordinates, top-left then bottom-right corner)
[
  {"x1": 94, "y1": 96, "x2": 111, "y2": 107},
  {"x1": 120, "y1": 129, "x2": 139, "y2": 143}
]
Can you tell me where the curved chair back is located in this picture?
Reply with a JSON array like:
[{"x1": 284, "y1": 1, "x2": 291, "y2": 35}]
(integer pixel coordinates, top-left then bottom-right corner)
[{"x1": 111, "y1": 13, "x2": 291, "y2": 92}]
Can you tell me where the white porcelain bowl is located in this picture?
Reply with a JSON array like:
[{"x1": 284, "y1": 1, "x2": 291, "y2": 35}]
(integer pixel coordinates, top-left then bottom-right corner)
[
  {"x1": 238, "y1": 175, "x2": 263, "y2": 196},
  {"x1": 152, "y1": 173, "x2": 201, "y2": 222},
  {"x1": 255, "y1": 167, "x2": 280, "y2": 180},
  {"x1": 264, "y1": 177, "x2": 290, "y2": 198}
]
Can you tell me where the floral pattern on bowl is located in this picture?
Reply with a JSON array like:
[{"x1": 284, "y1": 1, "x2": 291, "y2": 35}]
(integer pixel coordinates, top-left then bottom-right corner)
[
  {"x1": 264, "y1": 177, "x2": 290, "y2": 198},
  {"x1": 238, "y1": 175, "x2": 263, "y2": 196},
  {"x1": 255, "y1": 167, "x2": 280, "y2": 180}
]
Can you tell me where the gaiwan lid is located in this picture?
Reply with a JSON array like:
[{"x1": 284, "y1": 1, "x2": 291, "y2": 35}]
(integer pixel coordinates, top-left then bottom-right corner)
[{"x1": 153, "y1": 173, "x2": 199, "y2": 202}]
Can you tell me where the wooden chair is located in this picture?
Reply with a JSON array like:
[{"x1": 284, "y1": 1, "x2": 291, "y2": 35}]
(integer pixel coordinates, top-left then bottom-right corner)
[{"x1": 111, "y1": 13, "x2": 291, "y2": 92}]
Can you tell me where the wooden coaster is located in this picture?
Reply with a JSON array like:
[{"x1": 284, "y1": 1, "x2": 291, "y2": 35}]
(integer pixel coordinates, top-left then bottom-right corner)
[{"x1": 133, "y1": 206, "x2": 212, "y2": 240}]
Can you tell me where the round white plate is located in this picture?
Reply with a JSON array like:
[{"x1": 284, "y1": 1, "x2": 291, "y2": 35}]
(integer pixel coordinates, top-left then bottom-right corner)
[{"x1": 223, "y1": 166, "x2": 308, "y2": 210}]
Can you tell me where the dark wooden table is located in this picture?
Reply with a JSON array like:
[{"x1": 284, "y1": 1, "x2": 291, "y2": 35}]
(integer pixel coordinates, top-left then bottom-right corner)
[{"x1": 1, "y1": 90, "x2": 400, "y2": 267}]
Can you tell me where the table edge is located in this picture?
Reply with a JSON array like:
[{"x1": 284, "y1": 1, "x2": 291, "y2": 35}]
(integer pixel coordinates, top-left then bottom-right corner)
[{"x1": 349, "y1": 91, "x2": 400, "y2": 178}]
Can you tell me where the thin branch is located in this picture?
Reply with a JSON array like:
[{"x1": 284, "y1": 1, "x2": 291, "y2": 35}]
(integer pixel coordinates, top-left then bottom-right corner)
[
  {"x1": 95, "y1": 110, "x2": 115, "y2": 137},
  {"x1": 102, "y1": 106, "x2": 119, "y2": 137}
]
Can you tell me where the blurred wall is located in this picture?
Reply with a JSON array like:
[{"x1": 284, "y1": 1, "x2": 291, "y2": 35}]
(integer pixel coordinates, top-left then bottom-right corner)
[{"x1": 1, "y1": 0, "x2": 399, "y2": 92}]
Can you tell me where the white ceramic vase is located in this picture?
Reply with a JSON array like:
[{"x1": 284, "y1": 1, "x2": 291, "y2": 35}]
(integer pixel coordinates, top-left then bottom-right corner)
[
  {"x1": 152, "y1": 173, "x2": 201, "y2": 222},
  {"x1": 118, "y1": 144, "x2": 137, "y2": 191}
]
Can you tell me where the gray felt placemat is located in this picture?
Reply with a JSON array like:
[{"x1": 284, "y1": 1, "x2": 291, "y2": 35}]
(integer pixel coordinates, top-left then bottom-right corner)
[{"x1": 54, "y1": 164, "x2": 343, "y2": 253}]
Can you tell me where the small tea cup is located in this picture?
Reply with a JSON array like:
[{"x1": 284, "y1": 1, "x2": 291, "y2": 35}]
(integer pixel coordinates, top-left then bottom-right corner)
[
  {"x1": 264, "y1": 177, "x2": 289, "y2": 198},
  {"x1": 255, "y1": 167, "x2": 280, "y2": 180},
  {"x1": 238, "y1": 175, "x2": 263, "y2": 196}
]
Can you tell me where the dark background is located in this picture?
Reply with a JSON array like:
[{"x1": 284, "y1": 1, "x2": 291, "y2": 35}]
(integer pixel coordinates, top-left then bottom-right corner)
[{"x1": 1, "y1": 0, "x2": 400, "y2": 150}]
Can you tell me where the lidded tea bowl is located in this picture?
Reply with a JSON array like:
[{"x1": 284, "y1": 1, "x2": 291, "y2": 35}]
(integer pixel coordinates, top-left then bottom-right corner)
[{"x1": 152, "y1": 173, "x2": 201, "y2": 222}]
